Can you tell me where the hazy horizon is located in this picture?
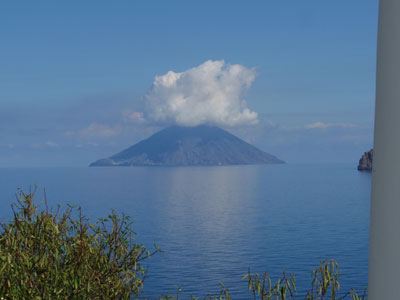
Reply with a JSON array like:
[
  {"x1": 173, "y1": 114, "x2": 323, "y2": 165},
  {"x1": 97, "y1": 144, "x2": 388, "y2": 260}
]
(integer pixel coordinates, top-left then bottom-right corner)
[{"x1": 1, "y1": 1, "x2": 378, "y2": 167}]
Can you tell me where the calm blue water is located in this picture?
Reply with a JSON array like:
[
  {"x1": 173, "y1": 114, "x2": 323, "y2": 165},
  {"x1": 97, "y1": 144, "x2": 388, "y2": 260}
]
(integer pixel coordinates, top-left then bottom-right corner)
[{"x1": 0, "y1": 164, "x2": 370, "y2": 299}]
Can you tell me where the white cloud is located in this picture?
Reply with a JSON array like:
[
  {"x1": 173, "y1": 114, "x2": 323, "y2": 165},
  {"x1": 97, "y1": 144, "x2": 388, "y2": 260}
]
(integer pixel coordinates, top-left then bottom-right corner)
[
  {"x1": 122, "y1": 110, "x2": 145, "y2": 123},
  {"x1": 145, "y1": 60, "x2": 259, "y2": 127},
  {"x1": 305, "y1": 122, "x2": 358, "y2": 129},
  {"x1": 46, "y1": 141, "x2": 59, "y2": 148},
  {"x1": 79, "y1": 123, "x2": 121, "y2": 137},
  {"x1": 75, "y1": 142, "x2": 99, "y2": 148}
]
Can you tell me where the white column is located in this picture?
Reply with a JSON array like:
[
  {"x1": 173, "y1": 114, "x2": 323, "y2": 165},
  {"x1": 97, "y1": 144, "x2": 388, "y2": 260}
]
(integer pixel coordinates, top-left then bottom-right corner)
[{"x1": 369, "y1": 0, "x2": 400, "y2": 299}]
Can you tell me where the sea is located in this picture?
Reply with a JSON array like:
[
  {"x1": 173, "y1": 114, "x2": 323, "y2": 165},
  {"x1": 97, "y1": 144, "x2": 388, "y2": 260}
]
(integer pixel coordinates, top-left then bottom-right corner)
[{"x1": 0, "y1": 163, "x2": 370, "y2": 299}]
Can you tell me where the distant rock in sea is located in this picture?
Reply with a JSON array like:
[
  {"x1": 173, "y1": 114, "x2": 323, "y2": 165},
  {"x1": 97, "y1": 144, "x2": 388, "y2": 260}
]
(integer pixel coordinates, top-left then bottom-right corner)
[
  {"x1": 90, "y1": 125, "x2": 284, "y2": 167},
  {"x1": 358, "y1": 149, "x2": 373, "y2": 171}
]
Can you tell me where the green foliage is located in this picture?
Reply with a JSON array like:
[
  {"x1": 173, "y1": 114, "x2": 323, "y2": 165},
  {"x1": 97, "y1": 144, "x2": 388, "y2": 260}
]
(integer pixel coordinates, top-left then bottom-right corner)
[
  {"x1": 159, "y1": 260, "x2": 367, "y2": 300},
  {"x1": 0, "y1": 187, "x2": 159, "y2": 299}
]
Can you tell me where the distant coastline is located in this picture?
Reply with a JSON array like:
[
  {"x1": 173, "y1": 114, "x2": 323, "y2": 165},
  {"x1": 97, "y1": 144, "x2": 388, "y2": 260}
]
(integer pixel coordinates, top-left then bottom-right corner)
[
  {"x1": 358, "y1": 149, "x2": 373, "y2": 171},
  {"x1": 90, "y1": 125, "x2": 284, "y2": 167}
]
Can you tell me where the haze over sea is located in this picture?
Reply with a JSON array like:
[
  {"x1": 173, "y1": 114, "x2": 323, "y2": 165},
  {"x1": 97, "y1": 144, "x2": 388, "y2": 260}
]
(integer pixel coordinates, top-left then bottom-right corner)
[{"x1": 0, "y1": 163, "x2": 370, "y2": 298}]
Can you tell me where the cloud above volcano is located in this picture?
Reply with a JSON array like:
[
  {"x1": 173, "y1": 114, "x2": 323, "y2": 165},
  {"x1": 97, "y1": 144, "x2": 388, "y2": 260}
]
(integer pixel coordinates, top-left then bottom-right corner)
[{"x1": 145, "y1": 60, "x2": 259, "y2": 127}]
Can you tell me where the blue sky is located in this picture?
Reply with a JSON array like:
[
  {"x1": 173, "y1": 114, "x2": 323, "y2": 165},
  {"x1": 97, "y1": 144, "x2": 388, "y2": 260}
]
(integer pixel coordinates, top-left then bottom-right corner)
[{"x1": 1, "y1": 0, "x2": 379, "y2": 166}]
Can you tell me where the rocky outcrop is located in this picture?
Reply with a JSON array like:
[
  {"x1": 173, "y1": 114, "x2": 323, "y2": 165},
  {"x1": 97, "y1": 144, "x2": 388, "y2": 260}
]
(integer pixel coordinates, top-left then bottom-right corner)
[
  {"x1": 358, "y1": 149, "x2": 373, "y2": 171},
  {"x1": 90, "y1": 125, "x2": 284, "y2": 167}
]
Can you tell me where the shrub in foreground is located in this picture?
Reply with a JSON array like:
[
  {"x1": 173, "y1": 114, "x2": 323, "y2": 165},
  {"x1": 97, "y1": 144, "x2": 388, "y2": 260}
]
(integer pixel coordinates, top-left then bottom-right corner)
[
  {"x1": 0, "y1": 188, "x2": 367, "y2": 300},
  {"x1": 160, "y1": 259, "x2": 367, "y2": 300},
  {"x1": 0, "y1": 188, "x2": 159, "y2": 299}
]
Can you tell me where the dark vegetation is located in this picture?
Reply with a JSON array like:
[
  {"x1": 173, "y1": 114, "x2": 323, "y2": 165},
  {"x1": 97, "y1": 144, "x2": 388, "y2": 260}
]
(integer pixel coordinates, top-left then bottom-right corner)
[{"x1": 0, "y1": 188, "x2": 367, "y2": 299}]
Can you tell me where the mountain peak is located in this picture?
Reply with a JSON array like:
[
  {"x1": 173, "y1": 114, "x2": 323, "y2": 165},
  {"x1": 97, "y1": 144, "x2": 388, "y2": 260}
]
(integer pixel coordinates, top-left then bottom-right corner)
[{"x1": 90, "y1": 125, "x2": 284, "y2": 167}]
